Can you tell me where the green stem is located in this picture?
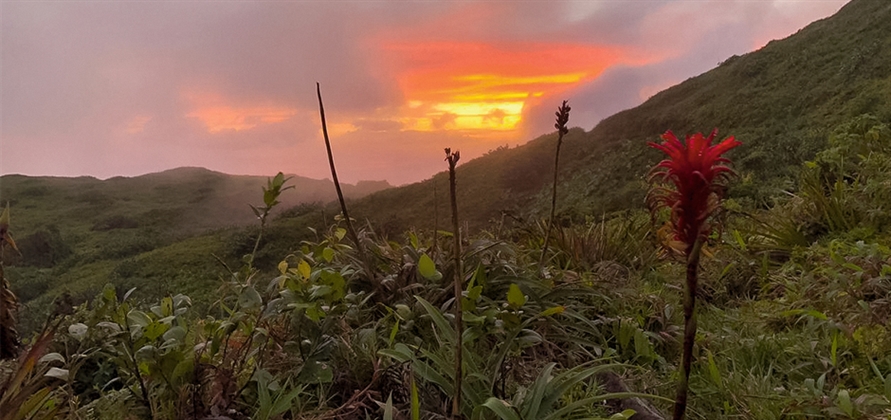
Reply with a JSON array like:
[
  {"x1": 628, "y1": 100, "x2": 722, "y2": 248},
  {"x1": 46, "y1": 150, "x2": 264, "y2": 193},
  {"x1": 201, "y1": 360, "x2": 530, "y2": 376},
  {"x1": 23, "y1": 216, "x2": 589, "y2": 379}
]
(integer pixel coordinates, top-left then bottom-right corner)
[
  {"x1": 539, "y1": 129, "x2": 565, "y2": 271},
  {"x1": 122, "y1": 311, "x2": 154, "y2": 418}
]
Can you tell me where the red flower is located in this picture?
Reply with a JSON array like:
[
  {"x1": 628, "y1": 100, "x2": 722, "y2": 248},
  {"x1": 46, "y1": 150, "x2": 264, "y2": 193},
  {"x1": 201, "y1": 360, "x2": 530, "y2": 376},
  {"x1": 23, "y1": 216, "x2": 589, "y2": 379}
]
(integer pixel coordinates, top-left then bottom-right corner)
[{"x1": 647, "y1": 129, "x2": 740, "y2": 251}]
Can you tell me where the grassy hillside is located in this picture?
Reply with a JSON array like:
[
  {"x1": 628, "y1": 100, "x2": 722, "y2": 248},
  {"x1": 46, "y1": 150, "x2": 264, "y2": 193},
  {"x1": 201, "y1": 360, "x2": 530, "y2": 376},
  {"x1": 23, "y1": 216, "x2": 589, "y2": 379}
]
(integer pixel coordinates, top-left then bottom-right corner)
[
  {"x1": 350, "y1": 0, "x2": 891, "y2": 232},
  {"x1": 0, "y1": 167, "x2": 387, "y2": 328},
  {"x1": 0, "y1": 166, "x2": 388, "y2": 263}
]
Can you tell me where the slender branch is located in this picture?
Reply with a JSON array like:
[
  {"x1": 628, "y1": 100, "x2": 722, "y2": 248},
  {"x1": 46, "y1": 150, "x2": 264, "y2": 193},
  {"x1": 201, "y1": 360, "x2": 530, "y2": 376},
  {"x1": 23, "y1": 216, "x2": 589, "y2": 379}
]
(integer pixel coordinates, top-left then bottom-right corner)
[
  {"x1": 445, "y1": 148, "x2": 463, "y2": 420},
  {"x1": 673, "y1": 238, "x2": 703, "y2": 420},
  {"x1": 121, "y1": 310, "x2": 154, "y2": 417},
  {"x1": 316, "y1": 83, "x2": 371, "y2": 273},
  {"x1": 539, "y1": 101, "x2": 571, "y2": 272},
  {"x1": 432, "y1": 180, "x2": 439, "y2": 256}
]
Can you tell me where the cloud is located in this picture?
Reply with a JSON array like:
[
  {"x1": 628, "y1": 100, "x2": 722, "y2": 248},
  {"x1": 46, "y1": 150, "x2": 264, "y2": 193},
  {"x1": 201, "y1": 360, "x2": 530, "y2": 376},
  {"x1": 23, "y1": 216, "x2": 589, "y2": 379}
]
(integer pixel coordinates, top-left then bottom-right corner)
[
  {"x1": 183, "y1": 90, "x2": 299, "y2": 133},
  {"x1": 1, "y1": 0, "x2": 848, "y2": 184}
]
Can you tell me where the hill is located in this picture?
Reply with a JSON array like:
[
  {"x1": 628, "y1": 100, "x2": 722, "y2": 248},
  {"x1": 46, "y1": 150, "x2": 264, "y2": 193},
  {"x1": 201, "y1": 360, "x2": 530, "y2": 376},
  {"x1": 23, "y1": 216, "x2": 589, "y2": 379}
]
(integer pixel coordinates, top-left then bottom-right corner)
[
  {"x1": 0, "y1": 167, "x2": 389, "y2": 326},
  {"x1": 0, "y1": 166, "x2": 389, "y2": 241},
  {"x1": 349, "y1": 0, "x2": 891, "y2": 232}
]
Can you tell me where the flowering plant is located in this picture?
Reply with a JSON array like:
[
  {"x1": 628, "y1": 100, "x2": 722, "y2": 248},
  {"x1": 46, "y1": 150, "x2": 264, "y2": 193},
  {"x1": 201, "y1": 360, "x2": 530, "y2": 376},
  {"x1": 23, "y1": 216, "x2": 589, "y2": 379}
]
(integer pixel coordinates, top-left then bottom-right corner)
[
  {"x1": 648, "y1": 129, "x2": 740, "y2": 251},
  {"x1": 647, "y1": 129, "x2": 739, "y2": 420}
]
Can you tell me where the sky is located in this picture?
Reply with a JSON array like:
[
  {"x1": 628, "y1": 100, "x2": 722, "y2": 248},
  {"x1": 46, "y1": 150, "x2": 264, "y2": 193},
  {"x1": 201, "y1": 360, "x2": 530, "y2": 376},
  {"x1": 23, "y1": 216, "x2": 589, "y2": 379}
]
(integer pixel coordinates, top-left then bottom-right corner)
[{"x1": 1, "y1": 0, "x2": 849, "y2": 185}]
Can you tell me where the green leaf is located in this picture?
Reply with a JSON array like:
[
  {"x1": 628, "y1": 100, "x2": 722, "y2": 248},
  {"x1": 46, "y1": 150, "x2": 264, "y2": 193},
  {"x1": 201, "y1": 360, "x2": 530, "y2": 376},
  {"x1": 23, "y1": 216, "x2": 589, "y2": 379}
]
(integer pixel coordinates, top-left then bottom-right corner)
[
  {"x1": 389, "y1": 320, "x2": 399, "y2": 346},
  {"x1": 278, "y1": 260, "x2": 289, "y2": 275},
  {"x1": 310, "y1": 285, "x2": 333, "y2": 300},
  {"x1": 781, "y1": 308, "x2": 828, "y2": 321},
  {"x1": 836, "y1": 389, "x2": 853, "y2": 416},
  {"x1": 319, "y1": 270, "x2": 346, "y2": 300},
  {"x1": 144, "y1": 322, "x2": 170, "y2": 341},
  {"x1": 417, "y1": 253, "x2": 441, "y2": 281},
  {"x1": 383, "y1": 393, "x2": 395, "y2": 420},
  {"x1": 163, "y1": 326, "x2": 187, "y2": 343},
  {"x1": 44, "y1": 367, "x2": 69, "y2": 381},
  {"x1": 135, "y1": 345, "x2": 158, "y2": 361},
  {"x1": 68, "y1": 323, "x2": 88, "y2": 340},
  {"x1": 161, "y1": 296, "x2": 174, "y2": 317},
  {"x1": 467, "y1": 285, "x2": 483, "y2": 301},
  {"x1": 507, "y1": 283, "x2": 526, "y2": 309},
  {"x1": 127, "y1": 310, "x2": 152, "y2": 328},
  {"x1": 38, "y1": 352, "x2": 65, "y2": 364},
  {"x1": 17, "y1": 387, "x2": 52, "y2": 420},
  {"x1": 334, "y1": 227, "x2": 346, "y2": 240},
  {"x1": 239, "y1": 286, "x2": 262, "y2": 310},
  {"x1": 102, "y1": 285, "x2": 117, "y2": 303},
  {"x1": 315, "y1": 362, "x2": 333, "y2": 383},
  {"x1": 172, "y1": 358, "x2": 195, "y2": 383},
  {"x1": 633, "y1": 330, "x2": 653, "y2": 361},
  {"x1": 322, "y1": 247, "x2": 335, "y2": 263},
  {"x1": 415, "y1": 297, "x2": 455, "y2": 344},
  {"x1": 706, "y1": 349, "x2": 722, "y2": 387},
  {"x1": 411, "y1": 373, "x2": 420, "y2": 420},
  {"x1": 172, "y1": 294, "x2": 191, "y2": 309},
  {"x1": 297, "y1": 260, "x2": 312, "y2": 280},
  {"x1": 379, "y1": 345, "x2": 412, "y2": 363},
  {"x1": 610, "y1": 409, "x2": 638, "y2": 419},
  {"x1": 305, "y1": 305, "x2": 324, "y2": 321},
  {"x1": 250, "y1": 204, "x2": 263, "y2": 219},
  {"x1": 831, "y1": 331, "x2": 839, "y2": 367},
  {"x1": 483, "y1": 398, "x2": 522, "y2": 420},
  {"x1": 842, "y1": 262, "x2": 864, "y2": 272},
  {"x1": 539, "y1": 306, "x2": 565, "y2": 317}
]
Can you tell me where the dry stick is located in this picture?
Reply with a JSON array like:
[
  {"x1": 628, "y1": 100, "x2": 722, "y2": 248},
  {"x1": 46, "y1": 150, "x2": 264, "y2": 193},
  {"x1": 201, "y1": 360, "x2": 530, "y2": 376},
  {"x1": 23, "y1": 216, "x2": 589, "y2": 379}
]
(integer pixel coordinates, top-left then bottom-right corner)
[
  {"x1": 445, "y1": 148, "x2": 463, "y2": 420},
  {"x1": 673, "y1": 238, "x2": 703, "y2": 420},
  {"x1": 432, "y1": 181, "x2": 439, "y2": 256},
  {"x1": 539, "y1": 101, "x2": 571, "y2": 272},
  {"x1": 316, "y1": 83, "x2": 370, "y2": 272}
]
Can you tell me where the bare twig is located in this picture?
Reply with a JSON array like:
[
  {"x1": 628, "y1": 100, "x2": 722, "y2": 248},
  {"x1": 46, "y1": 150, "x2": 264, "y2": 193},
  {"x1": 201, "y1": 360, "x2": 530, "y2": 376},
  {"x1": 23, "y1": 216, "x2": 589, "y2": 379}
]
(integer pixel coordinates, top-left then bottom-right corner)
[{"x1": 316, "y1": 83, "x2": 372, "y2": 276}]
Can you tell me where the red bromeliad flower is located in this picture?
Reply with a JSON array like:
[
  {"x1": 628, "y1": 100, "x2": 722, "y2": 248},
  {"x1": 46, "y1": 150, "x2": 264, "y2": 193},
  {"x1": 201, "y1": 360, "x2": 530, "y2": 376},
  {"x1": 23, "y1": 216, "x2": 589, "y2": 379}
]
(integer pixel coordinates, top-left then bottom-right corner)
[{"x1": 647, "y1": 129, "x2": 741, "y2": 251}]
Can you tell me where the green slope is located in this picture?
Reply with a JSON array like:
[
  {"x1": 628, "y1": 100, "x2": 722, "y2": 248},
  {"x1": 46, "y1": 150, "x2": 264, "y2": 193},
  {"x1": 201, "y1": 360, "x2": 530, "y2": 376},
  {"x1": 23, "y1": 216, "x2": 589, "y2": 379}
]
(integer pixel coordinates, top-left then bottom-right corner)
[
  {"x1": 351, "y1": 0, "x2": 891, "y2": 232},
  {"x1": 0, "y1": 166, "x2": 388, "y2": 250}
]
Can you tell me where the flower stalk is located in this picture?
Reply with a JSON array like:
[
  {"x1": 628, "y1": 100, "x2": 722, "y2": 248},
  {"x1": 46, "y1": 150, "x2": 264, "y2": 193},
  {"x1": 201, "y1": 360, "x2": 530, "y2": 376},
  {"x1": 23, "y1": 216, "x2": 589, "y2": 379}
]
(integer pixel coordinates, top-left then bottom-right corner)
[
  {"x1": 539, "y1": 100, "x2": 571, "y2": 272},
  {"x1": 647, "y1": 129, "x2": 740, "y2": 420},
  {"x1": 445, "y1": 148, "x2": 463, "y2": 419}
]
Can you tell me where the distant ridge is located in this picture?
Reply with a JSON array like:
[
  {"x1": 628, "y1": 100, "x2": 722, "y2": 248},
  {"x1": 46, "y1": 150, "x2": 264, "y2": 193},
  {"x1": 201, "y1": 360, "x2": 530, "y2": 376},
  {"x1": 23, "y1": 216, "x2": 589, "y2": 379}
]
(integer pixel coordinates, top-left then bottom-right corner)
[{"x1": 0, "y1": 167, "x2": 392, "y2": 236}]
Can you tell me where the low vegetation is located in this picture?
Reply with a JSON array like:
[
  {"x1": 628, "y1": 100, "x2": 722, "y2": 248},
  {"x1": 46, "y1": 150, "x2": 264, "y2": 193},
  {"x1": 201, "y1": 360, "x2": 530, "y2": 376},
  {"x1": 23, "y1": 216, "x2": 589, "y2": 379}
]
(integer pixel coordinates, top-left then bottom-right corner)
[
  {"x1": 2, "y1": 112, "x2": 891, "y2": 419},
  {"x1": 2, "y1": 1, "x2": 891, "y2": 418}
]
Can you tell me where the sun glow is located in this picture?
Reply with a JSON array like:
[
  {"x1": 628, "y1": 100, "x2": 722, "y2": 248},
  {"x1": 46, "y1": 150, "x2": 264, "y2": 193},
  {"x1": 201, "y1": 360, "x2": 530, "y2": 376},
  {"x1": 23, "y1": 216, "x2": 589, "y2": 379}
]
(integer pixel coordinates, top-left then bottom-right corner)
[{"x1": 379, "y1": 41, "x2": 635, "y2": 135}]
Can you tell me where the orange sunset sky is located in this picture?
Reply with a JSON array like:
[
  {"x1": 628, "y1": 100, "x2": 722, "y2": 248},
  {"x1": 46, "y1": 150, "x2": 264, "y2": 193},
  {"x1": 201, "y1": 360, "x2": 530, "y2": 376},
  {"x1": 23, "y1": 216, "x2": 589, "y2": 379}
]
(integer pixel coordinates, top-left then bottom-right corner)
[{"x1": 1, "y1": 0, "x2": 848, "y2": 185}]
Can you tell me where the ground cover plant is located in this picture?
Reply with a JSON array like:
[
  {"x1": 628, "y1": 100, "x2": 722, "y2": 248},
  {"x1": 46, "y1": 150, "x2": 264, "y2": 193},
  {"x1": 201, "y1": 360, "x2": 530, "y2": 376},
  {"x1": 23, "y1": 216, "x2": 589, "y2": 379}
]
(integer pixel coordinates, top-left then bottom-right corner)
[{"x1": 3, "y1": 108, "x2": 891, "y2": 419}]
